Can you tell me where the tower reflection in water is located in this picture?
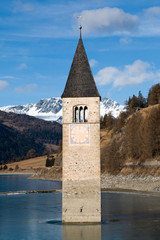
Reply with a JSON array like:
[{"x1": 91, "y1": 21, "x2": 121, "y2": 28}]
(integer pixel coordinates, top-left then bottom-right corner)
[{"x1": 63, "y1": 224, "x2": 101, "y2": 240}]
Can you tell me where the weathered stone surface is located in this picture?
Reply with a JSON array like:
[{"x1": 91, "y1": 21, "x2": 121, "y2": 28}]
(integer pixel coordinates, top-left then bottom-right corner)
[{"x1": 62, "y1": 97, "x2": 101, "y2": 223}]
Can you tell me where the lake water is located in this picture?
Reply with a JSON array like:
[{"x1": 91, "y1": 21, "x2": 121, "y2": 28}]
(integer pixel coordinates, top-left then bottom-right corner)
[{"x1": 0, "y1": 174, "x2": 160, "y2": 240}]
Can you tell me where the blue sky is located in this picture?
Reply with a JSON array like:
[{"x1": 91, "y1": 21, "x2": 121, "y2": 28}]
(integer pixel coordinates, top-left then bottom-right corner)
[{"x1": 0, "y1": 0, "x2": 160, "y2": 106}]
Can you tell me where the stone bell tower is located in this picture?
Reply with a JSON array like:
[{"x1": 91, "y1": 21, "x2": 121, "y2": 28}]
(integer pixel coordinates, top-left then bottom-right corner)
[{"x1": 61, "y1": 32, "x2": 101, "y2": 223}]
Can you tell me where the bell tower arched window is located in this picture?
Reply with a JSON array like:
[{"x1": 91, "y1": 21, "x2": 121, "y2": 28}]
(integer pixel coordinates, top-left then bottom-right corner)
[
  {"x1": 84, "y1": 106, "x2": 88, "y2": 122},
  {"x1": 73, "y1": 105, "x2": 88, "y2": 123},
  {"x1": 79, "y1": 107, "x2": 83, "y2": 122},
  {"x1": 75, "y1": 107, "x2": 79, "y2": 122}
]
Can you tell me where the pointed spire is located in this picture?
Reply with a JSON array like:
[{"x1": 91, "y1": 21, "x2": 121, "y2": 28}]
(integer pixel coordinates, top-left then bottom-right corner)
[{"x1": 61, "y1": 36, "x2": 101, "y2": 99}]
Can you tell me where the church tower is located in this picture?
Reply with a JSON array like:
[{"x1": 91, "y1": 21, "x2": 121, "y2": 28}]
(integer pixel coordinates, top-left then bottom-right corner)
[{"x1": 61, "y1": 33, "x2": 101, "y2": 223}]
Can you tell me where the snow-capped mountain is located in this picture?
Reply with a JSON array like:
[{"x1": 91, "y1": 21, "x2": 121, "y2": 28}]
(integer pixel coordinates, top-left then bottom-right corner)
[
  {"x1": 100, "y1": 98, "x2": 126, "y2": 118},
  {"x1": 0, "y1": 97, "x2": 126, "y2": 123},
  {"x1": 0, "y1": 97, "x2": 62, "y2": 122}
]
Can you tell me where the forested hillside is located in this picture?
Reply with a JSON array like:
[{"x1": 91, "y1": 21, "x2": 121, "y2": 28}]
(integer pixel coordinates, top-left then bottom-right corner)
[
  {"x1": 101, "y1": 83, "x2": 160, "y2": 174},
  {"x1": 0, "y1": 111, "x2": 62, "y2": 163}
]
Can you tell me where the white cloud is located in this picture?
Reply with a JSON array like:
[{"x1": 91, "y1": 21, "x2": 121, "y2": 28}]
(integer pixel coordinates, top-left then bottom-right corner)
[
  {"x1": 95, "y1": 60, "x2": 160, "y2": 87},
  {"x1": 95, "y1": 67, "x2": 119, "y2": 85},
  {"x1": 74, "y1": 6, "x2": 160, "y2": 37},
  {"x1": 35, "y1": 73, "x2": 49, "y2": 80},
  {"x1": 138, "y1": 7, "x2": 160, "y2": 36},
  {"x1": 114, "y1": 60, "x2": 153, "y2": 87},
  {"x1": 89, "y1": 59, "x2": 98, "y2": 67},
  {"x1": 0, "y1": 80, "x2": 9, "y2": 91},
  {"x1": 77, "y1": 7, "x2": 139, "y2": 35},
  {"x1": 14, "y1": 84, "x2": 37, "y2": 93},
  {"x1": 98, "y1": 48, "x2": 109, "y2": 52},
  {"x1": 7, "y1": 2, "x2": 83, "y2": 39},
  {"x1": 144, "y1": 7, "x2": 160, "y2": 16},
  {"x1": 12, "y1": 1, "x2": 34, "y2": 13},
  {"x1": 120, "y1": 37, "x2": 131, "y2": 44},
  {"x1": 1, "y1": 76, "x2": 15, "y2": 79},
  {"x1": 18, "y1": 63, "x2": 28, "y2": 70}
]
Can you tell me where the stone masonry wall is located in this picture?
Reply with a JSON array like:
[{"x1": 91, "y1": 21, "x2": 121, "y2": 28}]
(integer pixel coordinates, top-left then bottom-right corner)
[{"x1": 62, "y1": 97, "x2": 101, "y2": 223}]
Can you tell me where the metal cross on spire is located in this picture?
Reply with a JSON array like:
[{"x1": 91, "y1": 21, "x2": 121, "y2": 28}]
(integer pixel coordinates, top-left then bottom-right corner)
[{"x1": 78, "y1": 16, "x2": 82, "y2": 38}]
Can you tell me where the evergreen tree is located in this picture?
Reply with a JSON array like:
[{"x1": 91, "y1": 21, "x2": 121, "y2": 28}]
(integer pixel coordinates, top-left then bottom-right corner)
[
  {"x1": 101, "y1": 112, "x2": 115, "y2": 130},
  {"x1": 148, "y1": 83, "x2": 160, "y2": 106},
  {"x1": 126, "y1": 92, "x2": 147, "y2": 115},
  {"x1": 3, "y1": 164, "x2": 8, "y2": 170},
  {"x1": 125, "y1": 113, "x2": 142, "y2": 159},
  {"x1": 46, "y1": 156, "x2": 55, "y2": 167},
  {"x1": 138, "y1": 91, "x2": 147, "y2": 108},
  {"x1": 143, "y1": 106, "x2": 160, "y2": 158},
  {"x1": 26, "y1": 149, "x2": 37, "y2": 159},
  {"x1": 101, "y1": 139, "x2": 124, "y2": 174},
  {"x1": 113, "y1": 111, "x2": 128, "y2": 133}
]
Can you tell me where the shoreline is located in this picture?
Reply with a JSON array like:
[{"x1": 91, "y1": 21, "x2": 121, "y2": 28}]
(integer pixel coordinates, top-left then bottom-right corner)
[
  {"x1": 1, "y1": 171, "x2": 160, "y2": 196},
  {"x1": 0, "y1": 188, "x2": 160, "y2": 197},
  {"x1": 101, "y1": 188, "x2": 160, "y2": 196},
  {"x1": 101, "y1": 173, "x2": 160, "y2": 194},
  {"x1": 0, "y1": 171, "x2": 34, "y2": 175},
  {"x1": 0, "y1": 189, "x2": 61, "y2": 195}
]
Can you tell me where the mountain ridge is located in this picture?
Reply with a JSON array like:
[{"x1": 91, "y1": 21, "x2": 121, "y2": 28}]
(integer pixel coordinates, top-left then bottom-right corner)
[{"x1": 0, "y1": 97, "x2": 126, "y2": 122}]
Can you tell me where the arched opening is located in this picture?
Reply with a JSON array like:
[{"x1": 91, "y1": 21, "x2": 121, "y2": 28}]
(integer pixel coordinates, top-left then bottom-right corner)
[
  {"x1": 84, "y1": 106, "x2": 88, "y2": 122},
  {"x1": 73, "y1": 105, "x2": 88, "y2": 123},
  {"x1": 75, "y1": 107, "x2": 79, "y2": 122},
  {"x1": 79, "y1": 106, "x2": 83, "y2": 122}
]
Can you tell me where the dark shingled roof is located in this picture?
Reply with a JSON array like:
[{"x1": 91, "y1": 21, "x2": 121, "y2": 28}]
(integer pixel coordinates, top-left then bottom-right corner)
[{"x1": 61, "y1": 36, "x2": 101, "y2": 98}]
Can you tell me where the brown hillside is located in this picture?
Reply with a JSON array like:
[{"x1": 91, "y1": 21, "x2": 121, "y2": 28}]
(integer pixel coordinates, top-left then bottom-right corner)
[
  {"x1": 127, "y1": 103, "x2": 160, "y2": 120},
  {"x1": 6, "y1": 156, "x2": 47, "y2": 171},
  {"x1": 4, "y1": 151, "x2": 62, "y2": 172},
  {"x1": 101, "y1": 104, "x2": 160, "y2": 175},
  {"x1": 0, "y1": 110, "x2": 62, "y2": 163}
]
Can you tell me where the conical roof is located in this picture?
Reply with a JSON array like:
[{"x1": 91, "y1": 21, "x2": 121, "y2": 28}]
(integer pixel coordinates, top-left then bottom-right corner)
[{"x1": 61, "y1": 36, "x2": 100, "y2": 98}]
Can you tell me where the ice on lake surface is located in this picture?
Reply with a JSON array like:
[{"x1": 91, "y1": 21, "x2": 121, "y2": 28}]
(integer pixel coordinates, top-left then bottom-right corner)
[{"x1": 0, "y1": 174, "x2": 160, "y2": 240}]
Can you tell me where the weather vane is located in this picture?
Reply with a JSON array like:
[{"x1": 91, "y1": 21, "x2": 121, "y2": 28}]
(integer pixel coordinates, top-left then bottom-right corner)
[{"x1": 78, "y1": 15, "x2": 82, "y2": 37}]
